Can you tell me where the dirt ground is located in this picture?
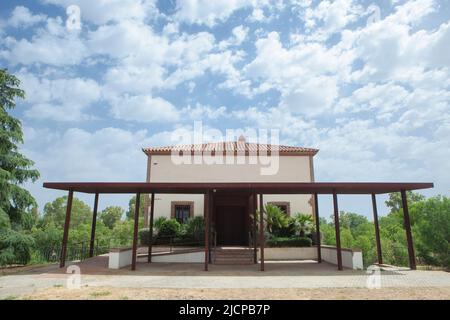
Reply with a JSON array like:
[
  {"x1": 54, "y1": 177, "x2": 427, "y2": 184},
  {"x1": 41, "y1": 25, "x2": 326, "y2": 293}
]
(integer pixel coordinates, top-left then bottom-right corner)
[{"x1": 17, "y1": 286, "x2": 450, "y2": 300}]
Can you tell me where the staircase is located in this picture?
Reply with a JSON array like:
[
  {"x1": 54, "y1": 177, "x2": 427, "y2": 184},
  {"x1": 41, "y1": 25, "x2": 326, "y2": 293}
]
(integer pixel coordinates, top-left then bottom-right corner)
[{"x1": 213, "y1": 247, "x2": 254, "y2": 265}]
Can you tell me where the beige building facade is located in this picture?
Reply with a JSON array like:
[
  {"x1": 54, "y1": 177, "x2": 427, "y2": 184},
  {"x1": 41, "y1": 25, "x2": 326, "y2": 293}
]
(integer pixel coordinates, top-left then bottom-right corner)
[{"x1": 142, "y1": 140, "x2": 318, "y2": 245}]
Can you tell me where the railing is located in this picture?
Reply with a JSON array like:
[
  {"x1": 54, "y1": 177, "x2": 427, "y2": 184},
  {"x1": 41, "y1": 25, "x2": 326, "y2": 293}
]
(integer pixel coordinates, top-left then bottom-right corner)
[{"x1": 35, "y1": 239, "x2": 109, "y2": 264}]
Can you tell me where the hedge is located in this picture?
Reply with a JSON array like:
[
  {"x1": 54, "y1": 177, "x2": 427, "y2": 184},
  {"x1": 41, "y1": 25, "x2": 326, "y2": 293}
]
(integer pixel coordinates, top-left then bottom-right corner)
[{"x1": 266, "y1": 237, "x2": 312, "y2": 247}]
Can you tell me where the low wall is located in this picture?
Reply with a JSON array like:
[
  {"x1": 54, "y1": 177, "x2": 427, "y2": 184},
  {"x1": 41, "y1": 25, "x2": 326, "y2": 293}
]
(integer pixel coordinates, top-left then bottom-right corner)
[
  {"x1": 320, "y1": 245, "x2": 363, "y2": 270},
  {"x1": 258, "y1": 247, "x2": 317, "y2": 260},
  {"x1": 108, "y1": 247, "x2": 132, "y2": 269},
  {"x1": 151, "y1": 250, "x2": 204, "y2": 263}
]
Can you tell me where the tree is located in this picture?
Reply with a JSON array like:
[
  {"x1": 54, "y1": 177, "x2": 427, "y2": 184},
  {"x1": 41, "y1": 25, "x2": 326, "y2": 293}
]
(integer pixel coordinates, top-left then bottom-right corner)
[
  {"x1": 126, "y1": 195, "x2": 145, "y2": 219},
  {"x1": 42, "y1": 196, "x2": 92, "y2": 228},
  {"x1": 339, "y1": 211, "x2": 369, "y2": 236},
  {"x1": 0, "y1": 69, "x2": 39, "y2": 265},
  {"x1": 412, "y1": 196, "x2": 450, "y2": 268},
  {"x1": 258, "y1": 204, "x2": 289, "y2": 233},
  {"x1": 293, "y1": 213, "x2": 314, "y2": 237},
  {"x1": 385, "y1": 191, "x2": 425, "y2": 213},
  {"x1": 99, "y1": 206, "x2": 124, "y2": 229},
  {"x1": 0, "y1": 69, "x2": 40, "y2": 228}
]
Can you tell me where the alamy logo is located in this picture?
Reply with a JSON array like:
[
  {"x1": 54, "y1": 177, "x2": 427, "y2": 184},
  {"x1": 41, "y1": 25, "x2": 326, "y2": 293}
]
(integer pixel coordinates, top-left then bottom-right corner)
[{"x1": 169, "y1": 121, "x2": 280, "y2": 176}]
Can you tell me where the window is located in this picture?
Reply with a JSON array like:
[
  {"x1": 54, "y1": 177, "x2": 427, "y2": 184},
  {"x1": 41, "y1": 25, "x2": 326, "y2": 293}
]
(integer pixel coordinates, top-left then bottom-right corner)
[
  {"x1": 175, "y1": 205, "x2": 191, "y2": 224},
  {"x1": 171, "y1": 201, "x2": 194, "y2": 224}
]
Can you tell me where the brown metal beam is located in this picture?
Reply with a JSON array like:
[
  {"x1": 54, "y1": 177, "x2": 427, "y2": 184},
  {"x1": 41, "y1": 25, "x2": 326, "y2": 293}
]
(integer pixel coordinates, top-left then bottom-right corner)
[
  {"x1": 43, "y1": 182, "x2": 434, "y2": 195},
  {"x1": 333, "y1": 192, "x2": 343, "y2": 270},
  {"x1": 371, "y1": 193, "x2": 383, "y2": 265},
  {"x1": 147, "y1": 192, "x2": 155, "y2": 263},
  {"x1": 253, "y1": 192, "x2": 257, "y2": 264},
  {"x1": 131, "y1": 193, "x2": 141, "y2": 271},
  {"x1": 204, "y1": 191, "x2": 210, "y2": 271},
  {"x1": 401, "y1": 190, "x2": 417, "y2": 270},
  {"x1": 60, "y1": 190, "x2": 73, "y2": 268},
  {"x1": 259, "y1": 193, "x2": 265, "y2": 271},
  {"x1": 313, "y1": 193, "x2": 321, "y2": 263},
  {"x1": 88, "y1": 193, "x2": 99, "y2": 258}
]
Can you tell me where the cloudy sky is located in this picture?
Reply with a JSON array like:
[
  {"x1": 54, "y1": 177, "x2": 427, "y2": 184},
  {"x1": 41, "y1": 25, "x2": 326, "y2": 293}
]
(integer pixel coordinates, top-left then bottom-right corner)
[{"x1": 1, "y1": 0, "x2": 449, "y2": 219}]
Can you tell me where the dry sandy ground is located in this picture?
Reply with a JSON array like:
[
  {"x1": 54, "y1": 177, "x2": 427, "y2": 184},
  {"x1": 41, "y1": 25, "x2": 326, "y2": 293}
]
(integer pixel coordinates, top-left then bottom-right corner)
[{"x1": 16, "y1": 286, "x2": 450, "y2": 300}]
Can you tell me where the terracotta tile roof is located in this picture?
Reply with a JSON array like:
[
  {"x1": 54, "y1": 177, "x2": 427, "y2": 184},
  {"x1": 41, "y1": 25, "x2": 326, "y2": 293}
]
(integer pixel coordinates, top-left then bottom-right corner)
[{"x1": 143, "y1": 141, "x2": 318, "y2": 156}]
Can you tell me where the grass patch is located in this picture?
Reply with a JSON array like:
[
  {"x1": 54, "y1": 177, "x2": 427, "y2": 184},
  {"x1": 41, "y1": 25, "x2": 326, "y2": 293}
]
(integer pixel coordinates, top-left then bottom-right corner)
[
  {"x1": 90, "y1": 291, "x2": 111, "y2": 298},
  {"x1": 2, "y1": 295, "x2": 17, "y2": 300}
]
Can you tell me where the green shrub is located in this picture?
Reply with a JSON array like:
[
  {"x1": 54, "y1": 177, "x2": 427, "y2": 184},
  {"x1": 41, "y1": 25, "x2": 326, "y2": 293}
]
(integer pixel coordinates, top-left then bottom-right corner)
[
  {"x1": 272, "y1": 217, "x2": 296, "y2": 237},
  {"x1": 266, "y1": 236, "x2": 312, "y2": 247},
  {"x1": 0, "y1": 229, "x2": 35, "y2": 266},
  {"x1": 138, "y1": 228, "x2": 150, "y2": 245},
  {"x1": 183, "y1": 217, "x2": 204, "y2": 240},
  {"x1": 154, "y1": 217, "x2": 167, "y2": 233},
  {"x1": 158, "y1": 219, "x2": 181, "y2": 237}
]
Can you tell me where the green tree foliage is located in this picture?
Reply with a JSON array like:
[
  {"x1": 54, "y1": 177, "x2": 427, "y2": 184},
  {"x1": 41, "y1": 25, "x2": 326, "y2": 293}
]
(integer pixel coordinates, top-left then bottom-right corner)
[
  {"x1": 183, "y1": 216, "x2": 204, "y2": 240},
  {"x1": 42, "y1": 196, "x2": 92, "y2": 228},
  {"x1": 256, "y1": 204, "x2": 289, "y2": 233},
  {"x1": 0, "y1": 69, "x2": 40, "y2": 266},
  {"x1": 385, "y1": 191, "x2": 425, "y2": 213},
  {"x1": 99, "y1": 206, "x2": 124, "y2": 229},
  {"x1": 126, "y1": 195, "x2": 145, "y2": 219},
  {"x1": 158, "y1": 219, "x2": 181, "y2": 237},
  {"x1": 411, "y1": 196, "x2": 450, "y2": 268},
  {"x1": 293, "y1": 213, "x2": 314, "y2": 237}
]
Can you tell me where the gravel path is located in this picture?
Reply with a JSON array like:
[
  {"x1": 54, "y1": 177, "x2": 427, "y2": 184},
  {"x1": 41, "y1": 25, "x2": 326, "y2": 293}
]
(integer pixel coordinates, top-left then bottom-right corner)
[{"x1": 1, "y1": 257, "x2": 449, "y2": 300}]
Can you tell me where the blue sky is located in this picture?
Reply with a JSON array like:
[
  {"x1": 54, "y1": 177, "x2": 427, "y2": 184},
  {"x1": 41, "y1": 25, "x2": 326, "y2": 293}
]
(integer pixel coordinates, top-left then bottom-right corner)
[{"x1": 0, "y1": 0, "x2": 449, "y2": 219}]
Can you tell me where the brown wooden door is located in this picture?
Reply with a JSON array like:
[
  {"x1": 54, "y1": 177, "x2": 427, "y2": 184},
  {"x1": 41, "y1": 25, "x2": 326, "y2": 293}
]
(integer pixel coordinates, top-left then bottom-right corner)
[{"x1": 215, "y1": 205, "x2": 247, "y2": 245}]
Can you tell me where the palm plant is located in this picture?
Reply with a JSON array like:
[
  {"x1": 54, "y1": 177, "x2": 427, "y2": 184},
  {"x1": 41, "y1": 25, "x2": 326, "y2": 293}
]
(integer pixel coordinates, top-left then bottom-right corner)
[
  {"x1": 252, "y1": 204, "x2": 289, "y2": 234},
  {"x1": 293, "y1": 213, "x2": 314, "y2": 237}
]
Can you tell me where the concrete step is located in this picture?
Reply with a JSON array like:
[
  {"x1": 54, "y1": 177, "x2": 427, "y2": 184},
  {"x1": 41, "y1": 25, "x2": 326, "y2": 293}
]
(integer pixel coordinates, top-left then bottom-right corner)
[{"x1": 213, "y1": 247, "x2": 254, "y2": 265}]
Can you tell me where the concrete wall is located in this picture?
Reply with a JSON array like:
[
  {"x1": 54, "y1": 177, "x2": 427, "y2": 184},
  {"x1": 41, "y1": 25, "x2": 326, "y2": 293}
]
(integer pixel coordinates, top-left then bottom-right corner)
[
  {"x1": 320, "y1": 246, "x2": 363, "y2": 270},
  {"x1": 108, "y1": 248, "x2": 132, "y2": 269},
  {"x1": 146, "y1": 154, "x2": 314, "y2": 219},
  {"x1": 258, "y1": 247, "x2": 317, "y2": 260},
  {"x1": 151, "y1": 251, "x2": 204, "y2": 263}
]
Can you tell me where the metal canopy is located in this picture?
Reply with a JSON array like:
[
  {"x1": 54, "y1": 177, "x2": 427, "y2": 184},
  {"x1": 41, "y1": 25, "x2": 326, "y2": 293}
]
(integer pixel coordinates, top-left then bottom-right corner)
[{"x1": 43, "y1": 181, "x2": 433, "y2": 195}]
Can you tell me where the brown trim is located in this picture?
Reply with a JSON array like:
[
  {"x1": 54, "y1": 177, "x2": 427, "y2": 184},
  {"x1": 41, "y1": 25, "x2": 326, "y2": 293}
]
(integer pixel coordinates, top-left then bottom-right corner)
[
  {"x1": 144, "y1": 150, "x2": 318, "y2": 157},
  {"x1": 401, "y1": 190, "x2": 417, "y2": 270},
  {"x1": 267, "y1": 201, "x2": 291, "y2": 216},
  {"x1": 371, "y1": 193, "x2": 383, "y2": 265},
  {"x1": 204, "y1": 191, "x2": 210, "y2": 271},
  {"x1": 88, "y1": 193, "x2": 99, "y2": 258},
  {"x1": 143, "y1": 155, "x2": 152, "y2": 227},
  {"x1": 314, "y1": 193, "x2": 321, "y2": 263},
  {"x1": 147, "y1": 192, "x2": 155, "y2": 263},
  {"x1": 44, "y1": 182, "x2": 433, "y2": 195},
  {"x1": 60, "y1": 190, "x2": 73, "y2": 268},
  {"x1": 259, "y1": 193, "x2": 265, "y2": 271},
  {"x1": 333, "y1": 192, "x2": 343, "y2": 271},
  {"x1": 131, "y1": 192, "x2": 141, "y2": 271},
  {"x1": 171, "y1": 201, "x2": 194, "y2": 220}
]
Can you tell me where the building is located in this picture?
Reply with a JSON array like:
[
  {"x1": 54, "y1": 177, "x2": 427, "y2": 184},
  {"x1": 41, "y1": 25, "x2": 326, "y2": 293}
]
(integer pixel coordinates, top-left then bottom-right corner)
[
  {"x1": 142, "y1": 137, "x2": 318, "y2": 246},
  {"x1": 43, "y1": 136, "x2": 433, "y2": 271}
]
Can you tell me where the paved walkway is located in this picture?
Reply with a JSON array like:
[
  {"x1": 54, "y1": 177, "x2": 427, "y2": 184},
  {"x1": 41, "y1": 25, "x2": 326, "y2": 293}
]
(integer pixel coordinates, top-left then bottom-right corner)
[{"x1": 1, "y1": 256, "x2": 449, "y2": 299}]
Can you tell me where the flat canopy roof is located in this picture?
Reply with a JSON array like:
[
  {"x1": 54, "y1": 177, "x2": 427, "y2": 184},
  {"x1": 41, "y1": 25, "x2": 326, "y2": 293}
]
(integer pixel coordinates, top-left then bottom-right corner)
[{"x1": 43, "y1": 182, "x2": 433, "y2": 195}]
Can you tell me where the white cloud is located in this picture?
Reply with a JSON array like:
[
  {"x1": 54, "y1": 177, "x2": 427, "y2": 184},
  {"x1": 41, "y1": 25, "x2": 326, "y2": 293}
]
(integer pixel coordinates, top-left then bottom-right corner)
[
  {"x1": 42, "y1": 0, "x2": 158, "y2": 24},
  {"x1": 8, "y1": 6, "x2": 47, "y2": 28},
  {"x1": 1, "y1": 17, "x2": 87, "y2": 66},
  {"x1": 19, "y1": 72, "x2": 101, "y2": 121},
  {"x1": 108, "y1": 95, "x2": 180, "y2": 123},
  {"x1": 182, "y1": 104, "x2": 228, "y2": 120},
  {"x1": 174, "y1": 0, "x2": 251, "y2": 27}
]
